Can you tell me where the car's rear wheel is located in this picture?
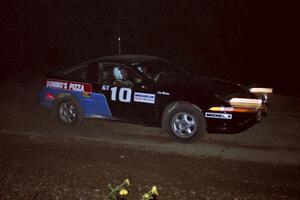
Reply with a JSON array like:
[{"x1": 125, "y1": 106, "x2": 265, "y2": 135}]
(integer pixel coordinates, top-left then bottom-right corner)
[
  {"x1": 163, "y1": 103, "x2": 206, "y2": 141},
  {"x1": 55, "y1": 97, "x2": 82, "y2": 125}
]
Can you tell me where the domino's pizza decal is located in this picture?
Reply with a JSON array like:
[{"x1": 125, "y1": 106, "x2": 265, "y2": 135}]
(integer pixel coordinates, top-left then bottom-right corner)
[{"x1": 46, "y1": 79, "x2": 92, "y2": 92}]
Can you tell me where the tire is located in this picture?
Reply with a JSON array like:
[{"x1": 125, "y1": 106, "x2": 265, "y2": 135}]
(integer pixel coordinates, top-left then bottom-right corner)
[
  {"x1": 55, "y1": 97, "x2": 83, "y2": 125},
  {"x1": 162, "y1": 103, "x2": 206, "y2": 142},
  {"x1": 262, "y1": 104, "x2": 268, "y2": 116},
  {"x1": 256, "y1": 110, "x2": 262, "y2": 123}
]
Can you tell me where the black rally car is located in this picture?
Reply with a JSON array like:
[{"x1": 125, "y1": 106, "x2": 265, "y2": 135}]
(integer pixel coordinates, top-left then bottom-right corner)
[{"x1": 39, "y1": 55, "x2": 272, "y2": 141}]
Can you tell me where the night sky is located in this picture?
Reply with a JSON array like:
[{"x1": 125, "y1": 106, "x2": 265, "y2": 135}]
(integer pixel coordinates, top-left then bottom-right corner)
[{"x1": 0, "y1": 1, "x2": 296, "y2": 95}]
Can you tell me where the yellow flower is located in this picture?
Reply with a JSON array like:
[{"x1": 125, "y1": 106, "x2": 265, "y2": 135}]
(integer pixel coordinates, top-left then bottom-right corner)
[
  {"x1": 142, "y1": 193, "x2": 150, "y2": 199},
  {"x1": 151, "y1": 186, "x2": 159, "y2": 195},
  {"x1": 124, "y1": 179, "x2": 130, "y2": 186},
  {"x1": 119, "y1": 189, "x2": 128, "y2": 196}
]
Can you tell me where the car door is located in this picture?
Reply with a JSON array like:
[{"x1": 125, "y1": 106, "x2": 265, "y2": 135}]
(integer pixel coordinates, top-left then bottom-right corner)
[
  {"x1": 124, "y1": 80, "x2": 157, "y2": 123},
  {"x1": 98, "y1": 64, "x2": 157, "y2": 123}
]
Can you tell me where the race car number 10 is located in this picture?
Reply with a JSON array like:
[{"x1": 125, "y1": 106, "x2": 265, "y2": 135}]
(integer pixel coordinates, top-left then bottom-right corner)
[{"x1": 110, "y1": 87, "x2": 132, "y2": 103}]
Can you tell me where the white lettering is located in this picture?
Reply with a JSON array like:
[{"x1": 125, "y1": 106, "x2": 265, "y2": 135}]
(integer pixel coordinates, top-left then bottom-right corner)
[
  {"x1": 110, "y1": 87, "x2": 132, "y2": 103},
  {"x1": 205, "y1": 112, "x2": 232, "y2": 120},
  {"x1": 46, "y1": 81, "x2": 66, "y2": 89},
  {"x1": 69, "y1": 83, "x2": 84, "y2": 91}
]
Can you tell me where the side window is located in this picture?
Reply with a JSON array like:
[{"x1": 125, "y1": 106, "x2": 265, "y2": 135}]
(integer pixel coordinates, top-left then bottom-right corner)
[
  {"x1": 66, "y1": 65, "x2": 88, "y2": 81},
  {"x1": 112, "y1": 66, "x2": 142, "y2": 88},
  {"x1": 100, "y1": 65, "x2": 115, "y2": 85},
  {"x1": 99, "y1": 65, "x2": 142, "y2": 88}
]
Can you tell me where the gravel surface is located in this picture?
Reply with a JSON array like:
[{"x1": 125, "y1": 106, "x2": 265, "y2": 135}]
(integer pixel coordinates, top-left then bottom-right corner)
[{"x1": 1, "y1": 133, "x2": 300, "y2": 200}]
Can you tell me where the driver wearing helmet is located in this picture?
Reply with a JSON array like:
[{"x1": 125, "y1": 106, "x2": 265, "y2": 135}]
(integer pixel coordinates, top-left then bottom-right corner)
[{"x1": 113, "y1": 66, "x2": 133, "y2": 87}]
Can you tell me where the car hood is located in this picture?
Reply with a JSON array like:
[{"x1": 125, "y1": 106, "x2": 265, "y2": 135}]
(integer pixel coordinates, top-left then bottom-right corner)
[{"x1": 157, "y1": 73, "x2": 253, "y2": 100}]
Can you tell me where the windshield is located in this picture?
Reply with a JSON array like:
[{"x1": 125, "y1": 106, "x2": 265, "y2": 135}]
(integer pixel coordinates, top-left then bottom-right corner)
[{"x1": 131, "y1": 59, "x2": 187, "y2": 83}]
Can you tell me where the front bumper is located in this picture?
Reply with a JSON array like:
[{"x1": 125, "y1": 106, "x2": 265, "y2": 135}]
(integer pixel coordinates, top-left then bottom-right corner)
[{"x1": 205, "y1": 111, "x2": 259, "y2": 133}]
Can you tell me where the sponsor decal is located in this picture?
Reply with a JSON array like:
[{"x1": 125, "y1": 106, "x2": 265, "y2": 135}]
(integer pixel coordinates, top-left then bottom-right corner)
[
  {"x1": 46, "y1": 80, "x2": 68, "y2": 90},
  {"x1": 46, "y1": 80, "x2": 92, "y2": 92},
  {"x1": 157, "y1": 91, "x2": 170, "y2": 95},
  {"x1": 205, "y1": 112, "x2": 232, "y2": 120},
  {"x1": 69, "y1": 83, "x2": 84, "y2": 91},
  {"x1": 134, "y1": 92, "x2": 155, "y2": 104}
]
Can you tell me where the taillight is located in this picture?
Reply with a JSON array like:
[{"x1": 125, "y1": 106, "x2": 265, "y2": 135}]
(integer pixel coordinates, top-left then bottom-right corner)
[{"x1": 46, "y1": 92, "x2": 55, "y2": 100}]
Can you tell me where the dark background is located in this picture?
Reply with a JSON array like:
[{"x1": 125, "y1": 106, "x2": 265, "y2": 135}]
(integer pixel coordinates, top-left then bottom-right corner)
[{"x1": 0, "y1": 0, "x2": 296, "y2": 95}]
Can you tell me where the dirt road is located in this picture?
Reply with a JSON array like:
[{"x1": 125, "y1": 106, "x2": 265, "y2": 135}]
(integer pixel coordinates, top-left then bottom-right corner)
[{"x1": 1, "y1": 132, "x2": 300, "y2": 200}]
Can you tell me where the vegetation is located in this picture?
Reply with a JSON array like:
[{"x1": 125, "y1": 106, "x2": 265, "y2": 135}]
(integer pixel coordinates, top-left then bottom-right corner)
[{"x1": 105, "y1": 179, "x2": 158, "y2": 200}]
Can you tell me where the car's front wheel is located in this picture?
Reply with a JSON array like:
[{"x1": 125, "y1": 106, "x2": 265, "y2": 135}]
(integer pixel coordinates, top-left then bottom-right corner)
[{"x1": 163, "y1": 103, "x2": 206, "y2": 141}]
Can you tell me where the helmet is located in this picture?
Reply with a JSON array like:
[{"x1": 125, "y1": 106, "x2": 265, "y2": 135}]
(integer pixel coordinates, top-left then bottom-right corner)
[{"x1": 113, "y1": 66, "x2": 123, "y2": 80}]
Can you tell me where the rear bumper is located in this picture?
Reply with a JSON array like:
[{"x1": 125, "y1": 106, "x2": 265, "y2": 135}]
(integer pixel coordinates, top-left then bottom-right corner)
[{"x1": 38, "y1": 87, "x2": 112, "y2": 118}]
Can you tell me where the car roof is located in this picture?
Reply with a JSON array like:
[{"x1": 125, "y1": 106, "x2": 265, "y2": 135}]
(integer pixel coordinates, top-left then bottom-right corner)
[
  {"x1": 97, "y1": 54, "x2": 164, "y2": 64},
  {"x1": 53, "y1": 54, "x2": 175, "y2": 76}
]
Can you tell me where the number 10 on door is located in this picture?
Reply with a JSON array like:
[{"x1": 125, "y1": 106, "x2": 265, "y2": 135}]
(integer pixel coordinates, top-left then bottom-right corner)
[{"x1": 110, "y1": 87, "x2": 132, "y2": 103}]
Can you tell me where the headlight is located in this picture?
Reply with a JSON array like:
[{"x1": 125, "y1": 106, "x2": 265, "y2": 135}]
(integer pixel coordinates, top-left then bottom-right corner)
[
  {"x1": 208, "y1": 106, "x2": 257, "y2": 113},
  {"x1": 250, "y1": 87, "x2": 273, "y2": 94},
  {"x1": 249, "y1": 87, "x2": 273, "y2": 104},
  {"x1": 229, "y1": 98, "x2": 262, "y2": 109}
]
